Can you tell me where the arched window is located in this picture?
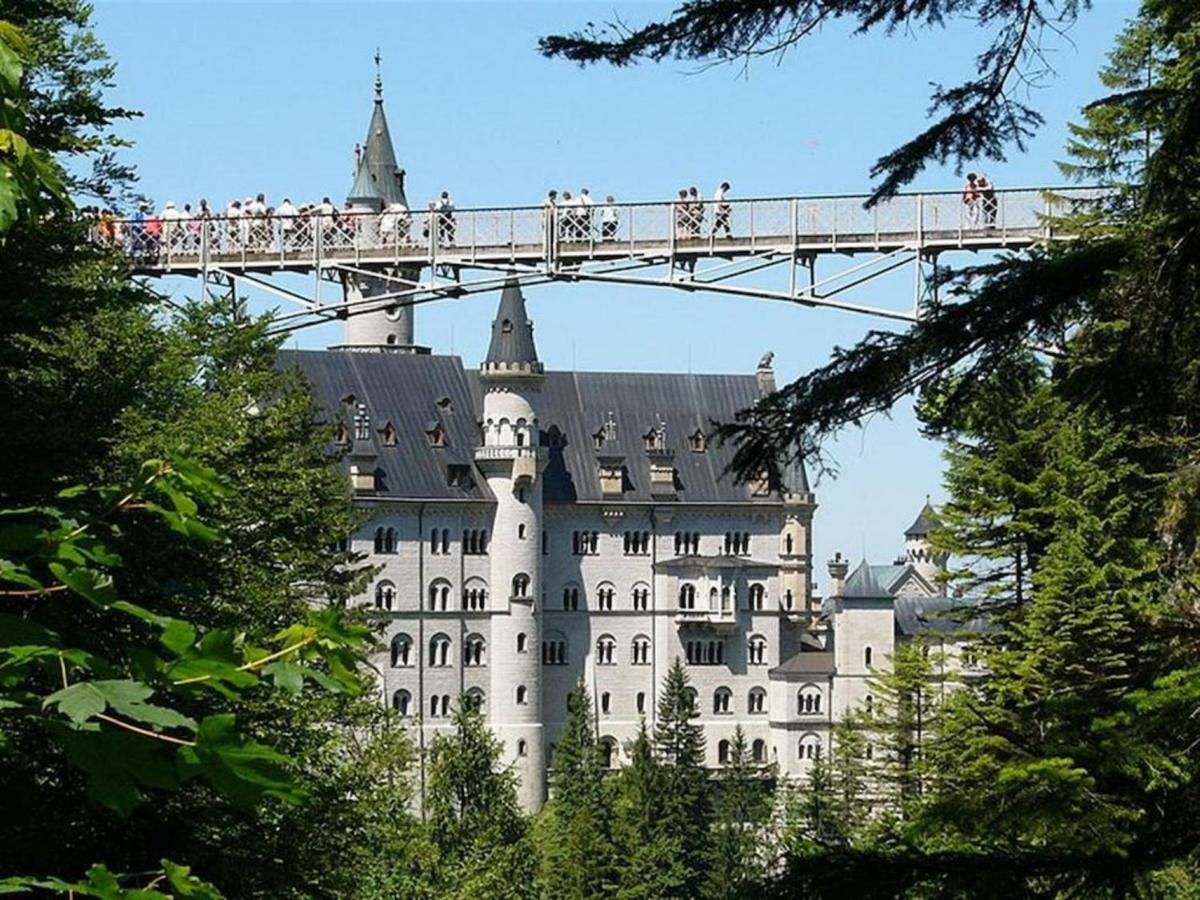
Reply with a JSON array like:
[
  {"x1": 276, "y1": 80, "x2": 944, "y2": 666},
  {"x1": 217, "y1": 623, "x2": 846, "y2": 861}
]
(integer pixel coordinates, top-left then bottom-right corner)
[
  {"x1": 596, "y1": 634, "x2": 617, "y2": 665},
  {"x1": 440, "y1": 528, "x2": 449, "y2": 554},
  {"x1": 429, "y1": 530, "x2": 439, "y2": 555},
  {"x1": 684, "y1": 686, "x2": 699, "y2": 711},
  {"x1": 375, "y1": 580, "x2": 396, "y2": 610},
  {"x1": 631, "y1": 635, "x2": 651, "y2": 666},
  {"x1": 428, "y1": 579, "x2": 451, "y2": 611},
  {"x1": 799, "y1": 685, "x2": 822, "y2": 715},
  {"x1": 748, "y1": 635, "x2": 768, "y2": 666},
  {"x1": 785, "y1": 533, "x2": 794, "y2": 555},
  {"x1": 748, "y1": 583, "x2": 766, "y2": 610},
  {"x1": 373, "y1": 527, "x2": 385, "y2": 554},
  {"x1": 784, "y1": 589, "x2": 794, "y2": 610},
  {"x1": 636, "y1": 691, "x2": 646, "y2": 714},
  {"x1": 600, "y1": 691, "x2": 611, "y2": 714},
  {"x1": 800, "y1": 733, "x2": 822, "y2": 761},
  {"x1": 430, "y1": 694, "x2": 453, "y2": 718},
  {"x1": 518, "y1": 523, "x2": 526, "y2": 540},
  {"x1": 516, "y1": 633, "x2": 527, "y2": 653},
  {"x1": 600, "y1": 738, "x2": 618, "y2": 769},
  {"x1": 752, "y1": 739, "x2": 767, "y2": 763},
  {"x1": 748, "y1": 687, "x2": 767, "y2": 714},
  {"x1": 516, "y1": 685, "x2": 528, "y2": 706},
  {"x1": 542, "y1": 631, "x2": 567, "y2": 666},
  {"x1": 713, "y1": 687, "x2": 732, "y2": 714},
  {"x1": 720, "y1": 585, "x2": 732, "y2": 611},
  {"x1": 718, "y1": 739, "x2": 731, "y2": 764},
  {"x1": 392, "y1": 689, "x2": 411, "y2": 716},
  {"x1": 512, "y1": 573, "x2": 530, "y2": 598},
  {"x1": 462, "y1": 577, "x2": 488, "y2": 611},
  {"x1": 708, "y1": 586, "x2": 720, "y2": 611},
  {"x1": 562, "y1": 583, "x2": 580, "y2": 611},
  {"x1": 429, "y1": 633, "x2": 451, "y2": 667},
  {"x1": 864, "y1": 646, "x2": 873, "y2": 668},
  {"x1": 465, "y1": 688, "x2": 485, "y2": 712},
  {"x1": 631, "y1": 582, "x2": 650, "y2": 611},
  {"x1": 865, "y1": 694, "x2": 874, "y2": 713},
  {"x1": 679, "y1": 584, "x2": 696, "y2": 610},
  {"x1": 517, "y1": 739, "x2": 528, "y2": 757},
  {"x1": 596, "y1": 581, "x2": 615, "y2": 611},
  {"x1": 390, "y1": 633, "x2": 412, "y2": 667},
  {"x1": 464, "y1": 634, "x2": 487, "y2": 667}
]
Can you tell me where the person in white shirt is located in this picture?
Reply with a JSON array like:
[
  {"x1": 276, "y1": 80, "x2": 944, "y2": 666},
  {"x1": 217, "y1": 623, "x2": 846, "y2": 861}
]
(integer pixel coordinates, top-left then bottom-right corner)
[
  {"x1": 712, "y1": 181, "x2": 732, "y2": 238},
  {"x1": 436, "y1": 191, "x2": 455, "y2": 245},
  {"x1": 160, "y1": 200, "x2": 182, "y2": 251},
  {"x1": 600, "y1": 195, "x2": 619, "y2": 241},
  {"x1": 224, "y1": 199, "x2": 242, "y2": 250},
  {"x1": 276, "y1": 197, "x2": 298, "y2": 250},
  {"x1": 579, "y1": 188, "x2": 595, "y2": 239}
]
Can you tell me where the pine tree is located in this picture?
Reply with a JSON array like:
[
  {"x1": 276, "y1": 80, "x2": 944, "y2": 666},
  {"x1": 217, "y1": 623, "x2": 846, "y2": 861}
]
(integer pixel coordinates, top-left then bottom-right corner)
[
  {"x1": 654, "y1": 656, "x2": 713, "y2": 895},
  {"x1": 704, "y1": 726, "x2": 768, "y2": 899},
  {"x1": 425, "y1": 696, "x2": 537, "y2": 898},
  {"x1": 611, "y1": 722, "x2": 687, "y2": 899},
  {"x1": 537, "y1": 680, "x2": 616, "y2": 899}
]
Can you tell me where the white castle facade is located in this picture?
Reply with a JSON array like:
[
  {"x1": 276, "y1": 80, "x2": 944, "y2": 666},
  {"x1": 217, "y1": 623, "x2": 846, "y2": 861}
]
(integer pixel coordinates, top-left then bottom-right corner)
[{"x1": 286, "y1": 83, "x2": 967, "y2": 812}]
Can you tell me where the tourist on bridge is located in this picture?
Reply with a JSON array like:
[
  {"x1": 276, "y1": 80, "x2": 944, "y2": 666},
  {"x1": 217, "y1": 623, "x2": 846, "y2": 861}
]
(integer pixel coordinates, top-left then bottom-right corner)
[
  {"x1": 276, "y1": 197, "x2": 298, "y2": 250},
  {"x1": 688, "y1": 186, "x2": 703, "y2": 237},
  {"x1": 436, "y1": 191, "x2": 456, "y2": 246},
  {"x1": 712, "y1": 182, "x2": 732, "y2": 238},
  {"x1": 381, "y1": 200, "x2": 410, "y2": 244},
  {"x1": 542, "y1": 190, "x2": 558, "y2": 248},
  {"x1": 560, "y1": 191, "x2": 580, "y2": 241},
  {"x1": 181, "y1": 203, "x2": 199, "y2": 252},
  {"x1": 317, "y1": 196, "x2": 336, "y2": 248},
  {"x1": 962, "y1": 173, "x2": 980, "y2": 227},
  {"x1": 579, "y1": 188, "x2": 595, "y2": 238},
  {"x1": 246, "y1": 193, "x2": 268, "y2": 249},
  {"x1": 160, "y1": 200, "x2": 182, "y2": 253},
  {"x1": 601, "y1": 195, "x2": 619, "y2": 241},
  {"x1": 977, "y1": 174, "x2": 998, "y2": 227},
  {"x1": 674, "y1": 189, "x2": 690, "y2": 240}
]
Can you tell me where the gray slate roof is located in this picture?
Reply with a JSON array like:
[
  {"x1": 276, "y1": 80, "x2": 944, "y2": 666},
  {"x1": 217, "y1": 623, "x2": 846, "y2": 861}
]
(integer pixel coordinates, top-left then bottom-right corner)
[
  {"x1": 283, "y1": 350, "x2": 803, "y2": 505},
  {"x1": 770, "y1": 651, "x2": 835, "y2": 677},
  {"x1": 841, "y1": 560, "x2": 890, "y2": 599},
  {"x1": 484, "y1": 280, "x2": 540, "y2": 367},
  {"x1": 905, "y1": 500, "x2": 940, "y2": 537},
  {"x1": 347, "y1": 80, "x2": 407, "y2": 211},
  {"x1": 894, "y1": 595, "x2": 991, "y2": 636}
]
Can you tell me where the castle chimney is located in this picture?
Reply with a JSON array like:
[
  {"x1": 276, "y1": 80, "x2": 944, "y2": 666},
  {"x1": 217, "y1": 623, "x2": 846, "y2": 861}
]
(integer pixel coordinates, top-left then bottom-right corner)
[
  {"x1": 828, "y1": 551, "x2": 849, "y2": 597},
  {"x1": 756, "y1": 350, "x2": 776, "y2": 395}
]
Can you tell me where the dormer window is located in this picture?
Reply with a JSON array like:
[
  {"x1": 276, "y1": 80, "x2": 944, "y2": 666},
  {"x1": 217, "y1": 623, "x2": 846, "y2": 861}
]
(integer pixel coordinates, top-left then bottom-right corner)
[
  {"x1": 501, "y1": 319, "x2": 514, "y2": 334},
  {"x1": 689, "y1": 429, "x2": 707, "y2": 453},
  {"x1": 379, "y1": 422, "x2": 398, "y2": 447},
  {"x1": 592, "y1": 429, "x2": 605, "y2": 450},
  {"x1": 436, "y1": 396, "x2": 453, "y2": 413},
  {"x1": 447, "y1": 464, "x2": 473, "y2": 488},
  {"x1": 340, "y1": 393, "x2": 357, "y2": 407},
  {"x1": 334, "y1": 423, "x2": 350, "y2": 446},
  {"x1": 425, "y1": 423, "x2": 447, "y2": 448},
  {"x1": 644, "y1": 429, "x2": 664, "y2": 452}
]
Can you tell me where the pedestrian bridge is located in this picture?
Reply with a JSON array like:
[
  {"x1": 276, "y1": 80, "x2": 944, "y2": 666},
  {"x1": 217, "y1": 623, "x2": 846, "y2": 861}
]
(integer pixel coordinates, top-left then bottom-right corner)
[
  {"x1": 104, "y1": 186, "x2": 1104, "y2": 333},
  {"x1": 109, "y1": 187, "x2": 1099, "y2": 276}
]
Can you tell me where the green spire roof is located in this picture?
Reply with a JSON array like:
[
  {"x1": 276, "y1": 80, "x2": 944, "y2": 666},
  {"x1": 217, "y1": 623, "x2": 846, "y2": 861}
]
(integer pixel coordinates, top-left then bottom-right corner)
[
  {"x1": 484, "y1": 280, "x2": 541, "y2": 370},
  {"x1": 347, "y1": 65, "x2": 407, "y2": 210},
  {"x1": 905, "y1": 499, "x2": 940, "y2": 537}
]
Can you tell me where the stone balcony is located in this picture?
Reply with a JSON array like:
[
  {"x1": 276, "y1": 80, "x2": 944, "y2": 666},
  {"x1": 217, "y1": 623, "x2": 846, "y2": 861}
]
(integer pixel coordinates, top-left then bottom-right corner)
[{"x1": 674, "y1": 607, "x2": 738, "y2": 632}]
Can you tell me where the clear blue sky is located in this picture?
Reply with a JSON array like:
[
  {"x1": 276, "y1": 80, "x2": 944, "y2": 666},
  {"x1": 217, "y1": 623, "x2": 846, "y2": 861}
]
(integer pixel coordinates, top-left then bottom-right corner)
[{"x1": 93, "y1": 0, "x2": 1137, "y2": 592}]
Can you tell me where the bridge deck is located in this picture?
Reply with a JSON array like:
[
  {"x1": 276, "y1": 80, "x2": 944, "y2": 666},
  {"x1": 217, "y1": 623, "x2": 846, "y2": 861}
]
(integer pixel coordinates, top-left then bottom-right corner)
[{"x1": 103, "y1": 188, "x2": 1099, "y2": 278}]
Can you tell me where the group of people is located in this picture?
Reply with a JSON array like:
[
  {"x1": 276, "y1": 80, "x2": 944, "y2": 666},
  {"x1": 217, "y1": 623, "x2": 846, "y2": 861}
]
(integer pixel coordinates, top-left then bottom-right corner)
[
  {"x1": 962, "y1": 173, "x2": 999, "y2": 227},
  {"x1": 541, "y1": 182, "x2": 734, "y2": 244}
]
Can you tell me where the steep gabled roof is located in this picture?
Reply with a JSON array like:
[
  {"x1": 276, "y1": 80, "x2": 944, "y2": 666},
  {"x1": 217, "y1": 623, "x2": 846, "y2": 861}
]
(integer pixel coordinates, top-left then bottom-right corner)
[
  {"x1": 905, "y1": 500, "x2": 940, "y2": 537},
  {"x1": 484, "y1": 280, "x2": 540, "y2": 369},
  {"x1": 841, "y1": 560, "x2": 891, "y2": 599},
  {"x1": 347, "y1": 74, "x2": 407, "y2": 210}
]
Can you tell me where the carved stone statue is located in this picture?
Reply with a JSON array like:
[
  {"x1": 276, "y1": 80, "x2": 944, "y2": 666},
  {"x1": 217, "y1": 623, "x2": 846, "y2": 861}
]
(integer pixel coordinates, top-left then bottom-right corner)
[{"x1": 757, "y1": 351, "x2": 775, "y2": 369}]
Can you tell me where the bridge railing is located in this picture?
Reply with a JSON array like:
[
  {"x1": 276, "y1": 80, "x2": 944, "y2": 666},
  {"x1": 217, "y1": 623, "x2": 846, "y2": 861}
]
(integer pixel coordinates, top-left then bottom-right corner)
[{"x1": 93, "y1": 187, "x2": 1106, "y2": 271}]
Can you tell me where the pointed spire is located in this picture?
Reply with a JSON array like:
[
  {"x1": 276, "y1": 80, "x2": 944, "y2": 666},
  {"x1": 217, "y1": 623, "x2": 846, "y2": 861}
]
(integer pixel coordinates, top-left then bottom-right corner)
[
  {"x1": 905, "y1": 498, "x2": 940, "y2": 537},
  {"x1": 347, "y1": 53, "x2": 407, "y2": 211},
  {"x1": 483, "y1": 279, "x2": 543, "y2": 375}
]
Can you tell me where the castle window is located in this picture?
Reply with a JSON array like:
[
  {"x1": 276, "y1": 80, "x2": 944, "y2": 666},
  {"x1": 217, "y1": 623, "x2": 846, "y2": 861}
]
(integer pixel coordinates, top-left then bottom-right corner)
[
  {"x1": 623, "y1": 531, "x2": 651, "y2": 556},
  {"x1": 748, "y1": 687, "x2": 767, "y2": 714},
  {"x1": 865, "y1": 646, "x2": 873, "y2": 668},
  {"x1": 596, "y1": 634, "x2": 616, "y2": 665},
  {"x1": 516, "y1": 486, "x2": 526, "y2": 502},
  {"x1": 673, "y1": 531, "x2": 700, "y2": 555},
  {"x1": 865, "y1": 694, "x2": 874, "y2": 713},
  {"x1": 718, "y1": 739, "x2": 731, "y2": 764},
  {"x1": 685, "y1": 639, "x2": 725, "y2": 666},
  {"x1": 643, "y1": 427, "x2": 665, "y2": 452},
  {"x1": 374, "y1": 580, "x2": 396, "y2": 610},
  {"x1": 542, "y1": 632, "x2": 567, "y2": 666},
  {"x1": 542, "y1": 530, "x2": 548, "y2": 555},
  {"x1": 516, "y1": 685, "x2": 528, "y2": 705},
  {"x1": 441, "y1": 528, "x2": 449, "y2": 554},
  {"x1": 636, "y1": 691, "x2": 646, "y2": 714},
  {"x1": 720, "y1": 585, "x2": 732, "y2": 612},
  {"x1": 428, "y1": 579, "x2": 451, "y2": 611},
  {"x1": 562, "y1": 584, "x2": 580, "y2": 611},
  {"x1": 785, "y1": 533, "x2": 794, "y2": 555},
  {"x1": 748, "y1": 635, "x2": 767, "y2": 666},
  {"x1": 799, "y1": 686, "x2": 822, "y2": 715},
  {"x1": 752, "y1": 739, "x2": 767, "y2": 763},
  {"x1": 463, "y1": 529, "x2": 489, "y2": 555},
  {"x1": 713, "y1": 687, "x2": 732, "y2": 715},
  {"x1": 374, "y1": 526, "x2": 398, "y2": 554},
  {"x1": 464, "y1": 634, "x2": 487, "y2": 667},
  {"x1": 390, "y1": 633, "x2": 412, "y2": 667},
  {"x1": 430, "y1": 694, "x2": 452, "y2": 718},
  {"x1": 335, "y1": 422, "x2": 351, "y2": 446},
  {"x1": 600, "y1": 738, "x2": 617, "y2": 769},
  {"x1": 596, "y1": 582, "x2": 615, "y2": 611},
  {"x1": 689, "y1": 429, "x2": 707, "y2": 453},
  {"x1": 572, "y1": 530, "x2": 599, "y2": 556},
  {"x1": 462, "y1": 578, "x2": 488, "y2": 611},
  {"x1": 518, "y1": 523, "x2": 526, "y2": 540},
  {"x1": 722, "y1": 532, "x2": 750, "y2": 555},
  {"x1": 392, "y1": 689, "x2": 411, "y2": 716},
  {"x1": 516, "y1": 633, "x2": 527, "y2": 653},
  {"x1": 631, "y1": 635, "x2": 651, "y2": 665},
  {"x1": 679, "y1": 584, "x2": 696, "y2": 610},
  {"x1": 380, "y1": 421, "x2": 398, "y2": 447},
  {"x1": 429, "y1": 634, "x2": 451, "y2": 667},
  {"x1": 800, "y1": 734, "x2": 822, "y2": 761},
  {"x1": 425, "y1": 422, "x2": 447, "y2": 448},
  {"x1": 784, "y1": 589, "x2": 794, "y2": 610},
  {"x1": 517, "y1": 739, "x2": 528, "y2": 757},
  {"x1": 631, "y1": 583, "x2": 650, "y2": 611},
  {"x1": 512, "y1": 573, "x2": 530, "y2": 599},
  {"x1": 501, "y1": 318, "x2": 513, "y2": 334},
  {"x1": 600, "y1": 691, "x2": 611, "y2": 715},
  {"x1": 748, "y1": 583, "x2": 766, "y2": 611}
]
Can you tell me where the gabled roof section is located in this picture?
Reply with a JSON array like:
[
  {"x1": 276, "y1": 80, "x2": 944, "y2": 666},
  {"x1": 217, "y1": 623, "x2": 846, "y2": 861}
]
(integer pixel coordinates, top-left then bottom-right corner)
[
  {"x1": 347, "y1": 69, "x2": 407, "y2": 211},
  {"x1": 841, "y1": 560, "x2": 891, "y2": 599},
  {"x1": 483, "y1": 280, "x2": 542, "y2": 372},
  {"x1": 781, "y1": 451, "x2": 810, "y2": 494},
  {"x1": 905, "y1": 500, "x2": 940, "y2": 537}
]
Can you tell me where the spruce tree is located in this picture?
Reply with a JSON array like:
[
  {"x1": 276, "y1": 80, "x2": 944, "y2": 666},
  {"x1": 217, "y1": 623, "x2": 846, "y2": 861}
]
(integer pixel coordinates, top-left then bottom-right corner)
[
  {"x1": 653, "y1": 657, "x2": 713, "y2": 896},
  {"x1": 704, "y1": 726, "x2": 768, "y2": 899},
  {"x1": 537, "y1": 680, "x2": 616, "y2": 899}
]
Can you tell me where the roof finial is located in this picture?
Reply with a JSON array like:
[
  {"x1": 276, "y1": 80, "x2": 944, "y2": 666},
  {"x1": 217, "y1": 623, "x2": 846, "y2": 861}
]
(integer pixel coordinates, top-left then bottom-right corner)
[{"x1": 373, "y1": 47, "x2": 383, "y2": 101}]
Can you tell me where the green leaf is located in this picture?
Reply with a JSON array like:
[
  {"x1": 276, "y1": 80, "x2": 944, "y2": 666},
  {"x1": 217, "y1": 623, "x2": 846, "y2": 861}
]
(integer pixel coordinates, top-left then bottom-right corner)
[
  {"x1": 160, "y1": 860, "x2": 225, "y2": 899},
  {"x1": 111, "y1": 601, "x2": 197, "y2": 655},
  {"x1": 0, "y1": 33, "x2": 23, "y2": 93},
  {"x1": 262, "y1": 661, "x2": 304, "y2": 695},
  {"x1": 181, "y1": 714, "x2": 302, "y2": 811},
  {"x1": 47, "y1": 562, "x2": 119, "y2": 606},
  {"x1": 44, "y1": 679, "x2": 196, "y2": 732},
  {"x1": 43, "y1": 682, "x2": 107, "y2": 724},
  {"x1": 55, "y1": 725, "x2": 179, "y2": 816}
]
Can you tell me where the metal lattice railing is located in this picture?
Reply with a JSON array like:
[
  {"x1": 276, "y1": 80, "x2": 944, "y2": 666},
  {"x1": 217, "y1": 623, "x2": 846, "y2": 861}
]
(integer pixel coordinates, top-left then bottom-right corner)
[{"x1": 92, "y1": 187, "x2": 1108, "y2": 272}]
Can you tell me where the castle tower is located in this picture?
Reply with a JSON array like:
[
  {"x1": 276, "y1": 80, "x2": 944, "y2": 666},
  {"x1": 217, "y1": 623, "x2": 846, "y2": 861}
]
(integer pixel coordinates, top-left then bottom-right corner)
[
  {"x1": 475, "y1": 280, "x2": 547, "y2": 811},
  {"x1": 904, "y1": 498, "x2": 948, "y2": 596},
  {"x1": 337, "y1": 58, "x2": 422, "y2": 352}
]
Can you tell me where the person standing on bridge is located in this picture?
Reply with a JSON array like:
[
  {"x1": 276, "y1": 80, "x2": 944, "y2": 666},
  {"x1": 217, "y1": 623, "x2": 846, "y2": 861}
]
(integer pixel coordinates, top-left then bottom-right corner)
[
  {"x1": 962, "y1": 173, "x2": 980, "y2": 227},
  {"x1": 542, "y1": 190, "x2": 558, "y2": 250},
  {"x1": 579, "y1": 188, "x2": 595, "y2": 239},
  {"x1": 277, "y1": 197, "x2": 298, "y2": 250},
  {"x1": 437, "y1": 191, "x2": 456, "y2": 246},
  {"x1": 712, "y1": 182, "x2": 732, "y2": 238},
  {"x1": 601, "y1": 195, "x2": 619, "y2": 241},
  {"x1": 688, "y1": 186, "x2": 703, "y2": 237},
  {"x1": 977, "y1": 174, "x2": 998, "y2": 227}
]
